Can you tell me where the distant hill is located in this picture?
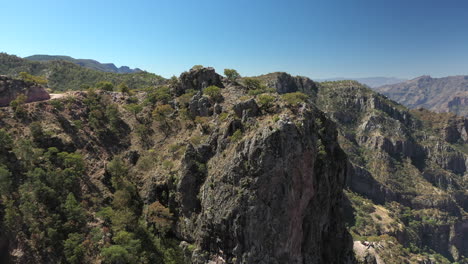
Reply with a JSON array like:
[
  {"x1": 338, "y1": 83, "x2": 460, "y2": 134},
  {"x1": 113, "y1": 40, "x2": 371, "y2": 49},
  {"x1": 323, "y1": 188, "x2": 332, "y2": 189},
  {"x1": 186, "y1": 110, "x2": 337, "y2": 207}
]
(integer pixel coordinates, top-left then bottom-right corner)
[
  {"x1": 316, "y1": 77, "x2": 406, "y2": 88},
  {"x1": 374, "y1": 75, "x2": 468, "y2": 115},
  {"x1": 25, "y1": 54, "x2": 142, "y2": 74},
  {"x1": 0, "y1": 53, "x2": 165, "y2": 91}
]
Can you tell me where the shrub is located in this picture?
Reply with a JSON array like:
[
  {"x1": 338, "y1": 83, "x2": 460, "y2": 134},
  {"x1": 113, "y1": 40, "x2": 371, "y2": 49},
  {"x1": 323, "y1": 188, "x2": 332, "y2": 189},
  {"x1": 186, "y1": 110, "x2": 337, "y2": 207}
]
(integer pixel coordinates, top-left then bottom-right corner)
[
  {"x1": 281, "y1": 92, "x2": 309, "y2": 106},
  {"x1": 19, "y1": 72, "x2": 48, "y2": 85},
  {"x1": 125, "y1": 103, "x2": 143, "y2": 118},
  {"x1": 243, "y1": 78, "x2": 262, "y2": 90},
  {"x1": 10, "y1": 94, "x2": 27, "y2": 117},
  {"x1": 153, "y1": 104, "x2": 173, "y2": 124},
  {"x1": 203, "y1": 85, "x2": 222, "y2": 102},
  {"x1": 96, "y1": 81, "x2": 114, "y2": 91},
  {"x1": 257, "y1": 94, "x2": 275, "y2": 110},
  {"x1": 147, "y1": 201, "x2": 173, "y2": 235},
  {"x1": 118, "y1": 83, "x2": 131, "y2": 95},
  {"x1": 219, "y1": 112, "x2": 229, "y2": 121},
  {"x1": 191, "y1": 65, "x2": 204, "y2": 70},
  {"x1": 145, "y1": 86, "x2": 172, "y2": 105},
  {"x1": 230, "y1": 129, "x2": 243, "y2": 142},
  {"x1": 224, "y1": 69, "x2": 240, "y2": 82}
]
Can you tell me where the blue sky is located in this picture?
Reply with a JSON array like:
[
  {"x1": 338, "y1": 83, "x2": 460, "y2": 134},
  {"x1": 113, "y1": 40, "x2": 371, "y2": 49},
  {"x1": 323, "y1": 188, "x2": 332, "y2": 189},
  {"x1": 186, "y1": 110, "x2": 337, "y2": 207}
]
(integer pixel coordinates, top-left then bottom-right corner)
[{"x1": 1, "y1": 0, "x2": 468, "y2": 79}]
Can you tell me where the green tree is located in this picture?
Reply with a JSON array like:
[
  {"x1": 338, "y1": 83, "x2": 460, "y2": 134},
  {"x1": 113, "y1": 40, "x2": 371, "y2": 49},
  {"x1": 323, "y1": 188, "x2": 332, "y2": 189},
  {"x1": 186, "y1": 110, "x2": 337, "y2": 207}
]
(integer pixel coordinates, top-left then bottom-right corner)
[
  {"x1": 63, "y1": 193, "x2": 86, "y2": 230},
  {"x1": 96, "y1": 81, "x2": 114, "y2": 91},
  {"x1": 224, "y1": 69, "x2": 240, "y2": 82},
  {"x1": 30, "y1": 121, "x2": 45, "y2": 140},
  {"x1": 282, "y1": 92, "x2": 309, "y2": 106},
  {"x1": 243, "y1": 78, "x2": 262, "y2": 90},
  {"x1": 64, "y1": 233, "x2": 85, "y2": 264},
  {"x1": 124, "y1": 103, "x2": 143, "y2": 119},
  {"x1": 9, "y1": 93, "x2": 27, "y2": 117},
  {"x1": 257, "y1": 94, "x2": 275, "y2": 110},
  {"x1": 0, "y1": 165, "x2": 12, "y2": 196},
  {"x1": 19, "y1": 72, "x2": 48, "y2": 85},
  {"x1": 146, "y1": 86, "x2": 171, "y2": 105},
  {"x1": 153, "y1": 104, "x2": 173, "y2": 135},
  {"x1": 101, "y1": 245, "x2": 132, "y2": 264},
  {"x1": 118, "y1": 83, "x2": 130, "y2": 95}
]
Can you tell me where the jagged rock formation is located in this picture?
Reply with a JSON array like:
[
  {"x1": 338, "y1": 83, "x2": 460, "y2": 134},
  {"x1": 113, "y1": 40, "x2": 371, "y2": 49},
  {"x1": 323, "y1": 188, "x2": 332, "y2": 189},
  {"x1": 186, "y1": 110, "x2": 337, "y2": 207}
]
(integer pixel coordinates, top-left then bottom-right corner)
[
  {"x1": 174, "y1": 108, "x2": 354, "y2": 264},
  {"x1": 254, "y1": 72, "x2": 318, "y2": 95},
  {"x1": 0, "y1": 75, "x2": 50, "y2": 106},
  {"x1": 175, "y1": 67, "x2": 224, "y2": 95}
]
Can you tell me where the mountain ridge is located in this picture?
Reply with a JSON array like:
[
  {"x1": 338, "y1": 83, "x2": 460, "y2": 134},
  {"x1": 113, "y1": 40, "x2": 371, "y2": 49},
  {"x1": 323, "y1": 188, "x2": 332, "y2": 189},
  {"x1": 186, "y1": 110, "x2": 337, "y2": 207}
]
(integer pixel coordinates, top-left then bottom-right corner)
[
  {"x1": 25, "y1": 54, "x2": 142, "y2": 74},
  {"x1": 374, "y1": 74, "x2": 468, "y2": 116}
]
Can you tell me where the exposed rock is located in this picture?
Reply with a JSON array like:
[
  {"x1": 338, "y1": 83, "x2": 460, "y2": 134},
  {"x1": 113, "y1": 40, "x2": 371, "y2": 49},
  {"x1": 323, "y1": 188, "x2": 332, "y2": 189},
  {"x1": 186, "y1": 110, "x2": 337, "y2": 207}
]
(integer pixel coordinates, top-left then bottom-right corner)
[
  {"x1": 176, "y1": 108, "x2": 355, "y2": 264},
  {"x1": 0, "y1": 75, "x2": 50, "y2": 107},
  {"x1": 232, "y1": 99, "x2": 259, "y2": 118},
  {"x1": 175, "y1": 67, "x2": 224, "y2": 95},
  {"x1": 213, "y1": 103, "x2": 222, "y2": 115},
  {"x1": 255, "y1": 72, "x2": 318, "y2": 95},
  {"x1": 189, "y1": 92, "x2": 213, "y2": 117}
]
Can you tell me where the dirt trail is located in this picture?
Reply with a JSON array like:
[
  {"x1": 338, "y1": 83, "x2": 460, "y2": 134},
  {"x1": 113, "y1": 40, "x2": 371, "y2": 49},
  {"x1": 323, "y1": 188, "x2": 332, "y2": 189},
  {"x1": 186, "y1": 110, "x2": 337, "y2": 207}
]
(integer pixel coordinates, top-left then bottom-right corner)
[{"x1": 49, "y1": 93, "x2": 68, "y2": 100}]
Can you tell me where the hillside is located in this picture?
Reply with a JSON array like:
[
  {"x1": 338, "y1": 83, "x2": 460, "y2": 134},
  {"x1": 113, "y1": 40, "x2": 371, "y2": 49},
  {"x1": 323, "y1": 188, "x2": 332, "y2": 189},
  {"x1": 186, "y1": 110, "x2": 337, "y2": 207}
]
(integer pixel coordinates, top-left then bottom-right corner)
[
  {"x1": 317, "y1": 77, "x2": 407, "y2": 88},
  {"x1": 375, "y1": 75, "x2": 468, "y2": 115},
  {"x1": 25, "y1": 55, "x2": 142, "y2": 74},
  {"x1": 315, "y1": 80, "x2": 468, "y2": 263},
  {"x1": 0, "y1": 53, "x2": 166, "y2": 92},
  {"x1": 1, "y1": 66, "x2": 468, "y2": 263},
  {"x1": 0, "y1": 67, "x2": 355, "y2": 263}
]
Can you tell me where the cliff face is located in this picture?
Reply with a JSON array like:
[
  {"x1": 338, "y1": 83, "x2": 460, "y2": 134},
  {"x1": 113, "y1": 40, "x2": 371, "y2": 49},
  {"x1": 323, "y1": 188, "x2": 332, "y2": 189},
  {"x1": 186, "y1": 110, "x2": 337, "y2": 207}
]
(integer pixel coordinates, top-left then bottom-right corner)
[
  {"x1": 0, "y1": 76, "x2": 50, "y2": 106},
  {"x1": 174, "y1": 108, "x2": 354, "y2": 263},
  {"x1": 316, "y1": 80, "x2": 468, "y2": 263}
]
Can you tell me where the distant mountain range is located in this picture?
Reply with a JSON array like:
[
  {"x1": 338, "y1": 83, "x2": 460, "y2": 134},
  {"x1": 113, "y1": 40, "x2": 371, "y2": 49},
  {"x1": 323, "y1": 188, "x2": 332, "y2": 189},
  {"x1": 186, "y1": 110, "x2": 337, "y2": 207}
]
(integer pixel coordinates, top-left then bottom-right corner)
[
  {"x1": 0, "y1": 53, "x2": 165, "y2": 91},
  {"x1": 25, "y1": 54, "x2": 142, "y2": 74},
  {"x1": 374, "y1": 75, "x2": 468, "y2": 116},
  {"x1": 316, "y1": 77, "x2": 407, "y2": 88}
]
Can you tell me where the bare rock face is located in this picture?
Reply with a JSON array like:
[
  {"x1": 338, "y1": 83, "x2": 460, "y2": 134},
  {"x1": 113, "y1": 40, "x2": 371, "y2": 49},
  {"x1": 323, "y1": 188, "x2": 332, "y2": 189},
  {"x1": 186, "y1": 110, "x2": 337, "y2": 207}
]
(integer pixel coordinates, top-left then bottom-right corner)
[
  {"x1": 175, "y1": 107, "x2": 355, "y2": 264},
  {"x1": 175, "y1": 67, "x2": 224, "y2": 96},
  {"x1": 0, "y1": 76, "x2": 50, "y2": 106},
  {"x1": 263, "y1": 72, "x2": 318, "y2": 95},
  {"x1": 232, "y1": 99, "x2": 259, "y2": 118}
]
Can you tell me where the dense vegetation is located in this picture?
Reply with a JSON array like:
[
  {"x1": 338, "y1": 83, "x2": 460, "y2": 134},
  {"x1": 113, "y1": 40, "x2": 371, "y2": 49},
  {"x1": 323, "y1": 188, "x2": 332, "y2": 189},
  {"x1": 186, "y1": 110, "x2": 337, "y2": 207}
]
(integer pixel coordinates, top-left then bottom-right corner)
[
  {"x1": 0, "y1": 53, "x2": 166, "y2": 92},
  {"x1": 25, "y1": 55, "x2": 142, "y2": 73}
]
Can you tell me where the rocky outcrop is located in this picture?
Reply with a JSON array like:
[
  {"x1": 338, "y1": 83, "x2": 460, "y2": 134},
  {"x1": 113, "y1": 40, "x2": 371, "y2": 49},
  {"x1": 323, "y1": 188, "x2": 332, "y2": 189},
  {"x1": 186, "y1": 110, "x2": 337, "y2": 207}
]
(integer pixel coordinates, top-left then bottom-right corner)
[
  {"x1": 232, "y1": 99, "x2": 259, "y2": 119},
  {"x1": 259, "y1": 72, "x2": 318, "y2": 95},
  {"x1": 175, "y1": 67, "x2": 224, "y2": 95},
  {"x1": 188, "y1": 92, "x2": 213, "y2": 117},
  {"x1": 176, "y1": 108, "x2": 355, "y2": 264},
  {"x1": 0, "y1": 76, "x2": 50, "y2": 106}
]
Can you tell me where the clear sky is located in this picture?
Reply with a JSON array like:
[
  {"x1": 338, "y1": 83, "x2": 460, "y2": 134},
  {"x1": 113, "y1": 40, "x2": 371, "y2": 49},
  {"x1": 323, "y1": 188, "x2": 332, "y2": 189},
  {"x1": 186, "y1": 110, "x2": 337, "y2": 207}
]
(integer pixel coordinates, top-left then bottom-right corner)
[{"x1": 1, "y1": 0, "x2": 468, "y2": 79}]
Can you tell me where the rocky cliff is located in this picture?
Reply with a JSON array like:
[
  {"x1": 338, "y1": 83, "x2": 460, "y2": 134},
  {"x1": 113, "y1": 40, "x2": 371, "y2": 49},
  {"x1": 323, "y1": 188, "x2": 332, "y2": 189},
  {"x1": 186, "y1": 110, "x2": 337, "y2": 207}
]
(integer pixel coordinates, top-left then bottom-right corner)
[
  {"x1": 0, "y1": 75, "x2": 50, "y2": 107},
  {"x1": 315, "y1": 80, "x2": 468, "y2": 263},
  {"x1": 0, "y1": 68, "x2": 355, "y2": 263}
]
